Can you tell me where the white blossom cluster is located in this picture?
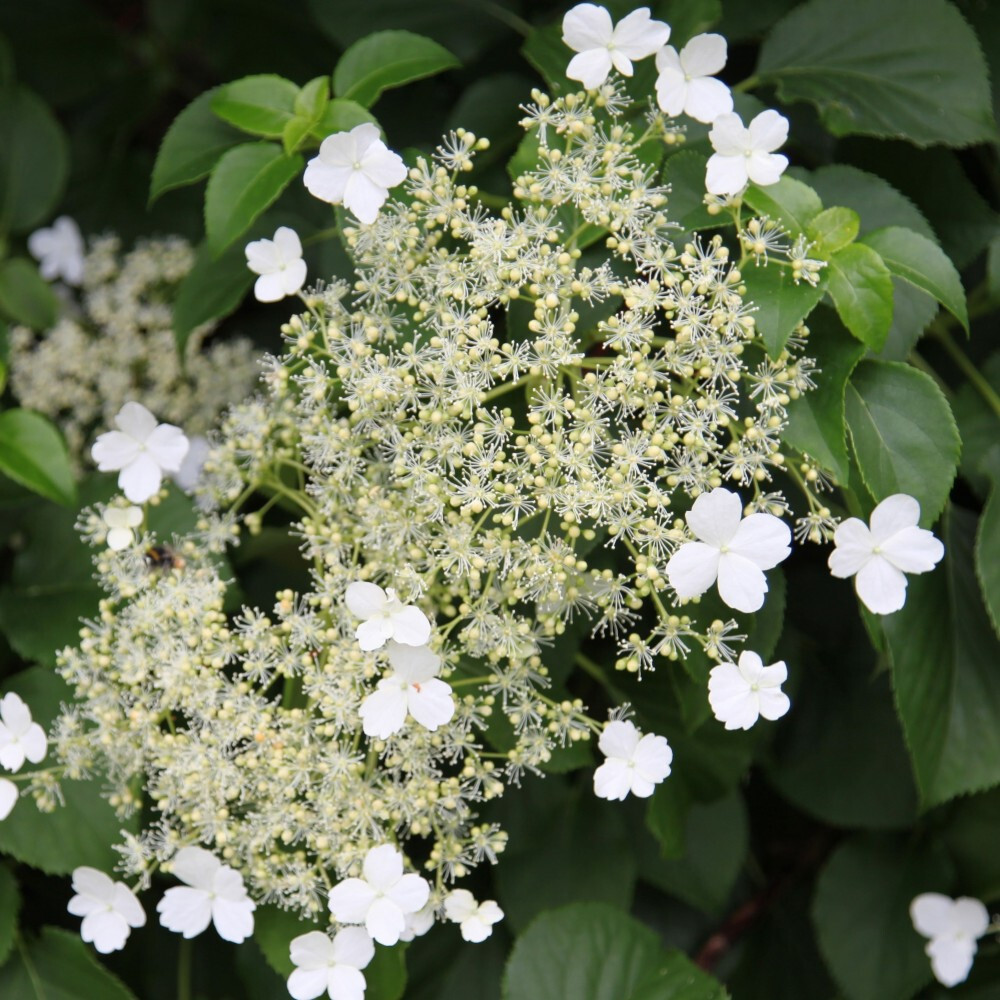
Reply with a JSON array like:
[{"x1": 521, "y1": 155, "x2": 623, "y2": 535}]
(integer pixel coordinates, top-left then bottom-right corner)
[{"x1": 9, "y1": 233, "x2": 259, "y2": 468}]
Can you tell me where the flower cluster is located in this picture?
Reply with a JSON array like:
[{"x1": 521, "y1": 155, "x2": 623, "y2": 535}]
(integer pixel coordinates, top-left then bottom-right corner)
[{"x1": 9, "y1": 232, "x2": 259, "y2": 469}]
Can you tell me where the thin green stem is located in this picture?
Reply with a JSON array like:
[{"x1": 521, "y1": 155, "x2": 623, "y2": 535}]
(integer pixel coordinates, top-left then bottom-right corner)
[
  {"x1": 177, "y1": 938, "x2": 192, "y2": 1000},
  {"x1": 732, "y1": 75, "x2": 761, "y2": 94},
  {"x1": 931, "y1": 327, "x2": 1000, "y2": 419}
]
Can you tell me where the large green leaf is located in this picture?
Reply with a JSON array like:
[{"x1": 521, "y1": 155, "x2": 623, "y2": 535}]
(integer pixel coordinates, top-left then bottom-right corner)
[
  {"x1": 333, "y1": 30, "x2": 459, "y2": 109},
  {"x1": 149, "y1": 88, "x2": 244, "y2": 203},
  {"x1": 860, "y1": 227, "x2": 967, "y2": 332},
  {"x1": 0, "y1": 867, "x2": 18, "y2": 968},
  {"x1": 742, "y1": 176, "x2": 822, "y2": 236},
  {"x1": 211, "y1": 74, "x2": 300, "y2": 138},
  {"x1": 0, "y1": 258, "x2": 59, "y2": 330},
  {"x1": 757, "y1": 0, "x2": 996, "y2": 146},
  {"x1": 0, "y1": 409, "x2": 75, "y2": 506},
  {"x1": 204, "y1": 142, "x2": 302, "y2": 255},
  {"x1": 886, "y1": 507, "x2": 1000, "y2": 807},
  {"x1": 0, "y1": 86, "x2": 68, "y2": 234},
  {"x1": 845, "y1": 359, "x2": 960, "y2": 525},
  {"x1": 812, "y1": 835, "x2": 951, "y2": 1000},
  {"x1": 0, "y1": 927, "x2": 136, "y2": 1000},
  {"x1": 740, "y1": 262, "x2": 826, "y2": 360},
  {"x1": 976, "y1": 487, "x2": 1000, "y2": 639},
  {"x1": 941, "y1": 787, "x2": 1000, "y2": 901},
  {"x1": 826, "y1": 243, "x2": 893, "y2": 350}
]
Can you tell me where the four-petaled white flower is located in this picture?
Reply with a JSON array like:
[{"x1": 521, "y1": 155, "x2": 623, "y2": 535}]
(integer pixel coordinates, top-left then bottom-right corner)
[
  {"x1": 708, "y1": 651, "x2": 790, "y2": 730},
  {"x1": 28, "y1": 215, "x2": 85, "y2": 286},
  {"x1": 328, "y1": 844, "x2": 430, "y2": 946},
  {"x1": 345, "y1": 582, "x2": 432, "y2": 651},
  {"x1": 665, "y1": 488, "x2": 791, "y2": 613},
  {"x1": 173, "y1": 435, "x2": 211, "y2": 494},
  {"x1": 655, "y1": 33, "x2": 733, "y2": 123},
  {"x1": 103, "y1": 506, "x2": 143, "y2": 551},
  {"x1": 245, "y1": 226, "x2": 307, "y2": 303},
  {"x1": 910, "y1": 893, "x2": 991, "y2": 988},
  {"x1": 304, "y1": 123, "x2": 407, "y2": 225},
  {"x1": 443, "y1": 889, "x2": 504, "y2": 943},
  {"x1": 828, "y1": 494, "x2": 944, "y2": 615},
  {"x1": 360, "y1": 641, "x2": 455, "y2": 739},
  {"x1": 706, "y1": 110, "x2": 789, "y2": 196},
  {"x1": 287, "y1": 928, "x2": 374, "y2": 1000},
  {"x1": 0, "y1": 779, "x2": 18, "y2": 821},
  {"x1": 562, "y1": 3, "x2": 670, "y2": 90},
  {"x1": 593, "y1": 719, "x2": 672, "y2": 801},
  {"x1": 156, "y1": 846, "x2": 255, "y2": 943},
  {"x1": 68, "y1": 867, "x2": 146, "y2": 954},
  {"x1": 91, "y1": 402, "x2": 189, "y2": 504},
  {"x1": 0, "y1": 692, "x2": 47, "y2": 772}
]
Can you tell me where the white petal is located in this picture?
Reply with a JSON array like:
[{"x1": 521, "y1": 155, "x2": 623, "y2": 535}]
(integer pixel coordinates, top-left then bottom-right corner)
[
  {"x1": 683, "y1": 76, "x2": 733, "y2": 124},
  {"x1": 0, "y1": 744, "x2": 25, "y2": 772},
  {"x1": 708, "y1": 663, "x2": 759, "y2": 729},
  {"x1": 666, "y1": 541, "x2": 721, "y2": 599},
  {"x1": 855, "y1": 556, "x2": 908, "y2": 615},
  {"x1": 389, "y1": 606, "x2": 432, "y2": 646},
  {"x1": 303, "y1": 158, "x2": 353, "y2": 205},
  {"x1": 170, "y1": 846, "x2": 220, "y2": 889},
  {"x1": 81, "y1": 910, "x2": 130, "y2": 953},
  {"x1": 345, "y1": 582, "x2": 387, "y2": 619},
  {"x1": 593, "y1": 758, "x2": 633, "y2": 800},
  {"x1": 20, "y1": 723, "x2": 47, "y2": 764},
  {"x1": 118, "y1": 454, "x2": 163, "y2": 503},
  {"x1": 748, "y1": 110, "x2": 789, "y2": 152},
  {"x1": 0, "y1": 693, "x2": 31, "y2": 735},
  {"x1": 566, "y1": 48, "x2": 614, "y2": 90},
  {"x1": 407, "y1": 678, "x2": 455, "y2": 731},
  {"x1": 173, "y1": 437, "x2": 210, "y2": 493},
  {"x1": 330, "y1": 926, "x2": 375, "y2": 970},
  {"x1": 145, "y1": 424, "x2": 189, "y2": 473},
  {"x1": 562, "y1": 3, "x2": 613, "y2": 52},
  {"x1": 654, "y1": 45, "x2": 682, "y2": 74},
  {"x1": 328, "y1": 877, "x2": 377, "y2": 924},
  {"x1": 360, "y1": 145, "x2": 407, "y2": 189},
  {"x1": 746, "y1": 150, "x2": 788, "y2": 188},
  {"x1": 681, "y1": 33, "x2": 727, "y2": 76},
  {"x1": 715, "y1": 553, "x2": 768, "y2": 613},
  {"x1": 360, "y1": 684, "x2": 409, "y2": 738},
  {"x1": 705, "y1": 153, "x2": 748, "y2": 196},
  {"x1": 157, "y1": 886, "x2": 213, "y2": 938},
  {"x1": 655, "y1": 68, "x2": 687, "y2": 118},
  {"x1": 0, "y1": 778, "x2": 17, "y2": 819},
  {"x1": 911, "y1": 894, "x2": 957, "y2": 938},
  {"x1": 686, "y1": 488, "x2": 743, "y2": 546},
  {"x1": 612, "y1": 8, "x2": 670, "y2": 59},
  {"x1": 879, "y1": 526, "x2": 944, "y2": 574},
  {"x1": 385, "y1": 641, "x2": 440, "y2": 682},
  {"x1": 460, "y1": 915, "x2": 494, "y2": 943},
  {"x1": 244, "y1": 237, "x2": 281, "y2": 275},
  {"x1": 597, "y1": 719, "x2": 640, "y2": 760},
  {"x1": 281, "y1": 259, "x2": 308, "y2": 296},
  {"x1": 828, "y1": 518, "x2": 874, "y2": 578},
  {"x1": 211, "y1": 895, "x2": 255, "y2": 943},
  {"x1": 870, "y1": 493, "x2": 921, "y2": 541},
  {"x1": 291, "y1": 930, "x2": 337, "y2": 971},
  {"x1": 91, "y1": 431, "x2": 141, "y2": 472},
  {"x1": 609, "y1": 49, "x2": 635, "y2": 77},
  {"x1": 111, "y1": 884, "x2": 146, "y2": 928},
  {"x1": 632, "y1": 734, "x2": 672, "y2": 783},
  {"x1": 363, "y1": 844, "x2": 403, "y2": 890},
  {"x1": 287, "y1": 967, "x2": 331, "y2": 1000},
  {"x1": 757, "y1": 660, "x2": 788, "y2": 688},
  {"x1": 71, "y1": 866, "x2": 114, "y2": 902},
  {"x1": 213, "y1": 865, "x2": 251, "y2": 903},
  {"x1": 928, "y1": 936, "x2": 976, "y2": 988},
  {"x1": 385, "y1": 872, "x2": 430, "y2": 915},
  {"x1": 348, "y1": 122, "x2": 383, "y2": 158},
  {"x1": 952, "y1": 898, "x2": 990, "y2": 938},
  {"x1": 365, "y1": 896, "x2": 405, "y2": 946},
  {"x1": 254, "y1": 272, "x2": 289, "y2": 303},
  {"x1": 356, "y1": 618, "x2": 394, "y2": 651},
  {"x1": 444, "y1": 889, "x2": 477, "y2": 923},
  {"x1": 327, "y1": 965, "x2": 367, "y2": 1000},
  {"x1": 756, "y1": 687, "x2": 791, "y2": 722},
  {"x1": 114, "y1": 402, "x2": 159, "y2": 442},
  {"x1": 272, "y1": 226, "x2": 302, "y2": 261},
  {"x1": 342, "y1": 171, "x2": 389, "y2": 225},
  {"x1": 708, "y1": 114, "x2": 747, "y2": 156},
  {"x1": 729, "y1": 512, "x2": 791, "y2": 570}
]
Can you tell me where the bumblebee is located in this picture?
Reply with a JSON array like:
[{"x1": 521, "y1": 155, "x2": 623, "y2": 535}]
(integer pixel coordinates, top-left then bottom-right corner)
[{"x1": 144, "y1": 544, "x2": 186, "y2": 571}]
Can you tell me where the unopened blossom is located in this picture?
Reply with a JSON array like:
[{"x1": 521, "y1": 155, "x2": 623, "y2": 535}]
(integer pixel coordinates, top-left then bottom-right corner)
[
  {"x1": 245, "y1": 227, "x2": 307, "y2": 303},
  {"x1": 28, "y1": 215, "x2": 85, "y2": 285},
  {"x1": 0, "y1": 779, "x2": 17, "y2": 820},
  {"x1": 91, "y1": 402, "x2": 189, "y2": 503},
  {"x1": 68, "y1": 867, "x2": 146, "y2": 954},
  {"x1": 562, "y1": 4, "x2": 670, "y2": 90},
  {"x1": 666, "y1": 488, "x2": 791, "y2": 613},
  {"x1": 173, "y1": 435, "x2": 211, "y2": 494},
  {"x1": 911, "y1": 893, "x2": 990, "y2": 987},
  {"x1": 157, "y1": 846, "x2": 255, "y2": 943},
  {"x1": 103, "y1": 506, "x2": 142, "y2": 551},
  {"x1": 593, "y1": 719, "x2": 672, "y2": 801},
  {"x1": 708, "y1": 651, "x2": 790, "y2": 730},
  {"x1": 304, "y1": 123, "x2": 406, "y2": 225},
  {"x1": 345, "y1": 581, "x2": 432, "y2": 651},
  {"x1": 287, "y1": 928, "x2": 374, "y2": 1000},
  {"x1": 443, "y1": 889, "x2": 504, "y2": 943},
  {"x1": 328, "y1": 844, "x2": 430, "y2": 946},
  {"x1": 828, "y1": 494, "x2": 944, "y2": 615},
  {"x1": 655, "y1": 34, "x2": 733, "y2": 123},
  {"x1": 0, "y1": 692, "x2": 47, "y2": 772},
  {"x1": 706, "y1": 110, "x2": 789, "y2": 196},
  {"x1": 360, "y1": 641, "x2": 454, "y2": 739}
]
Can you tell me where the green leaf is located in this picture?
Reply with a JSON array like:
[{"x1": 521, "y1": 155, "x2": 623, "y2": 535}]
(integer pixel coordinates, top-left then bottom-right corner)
[
  {"x1": 173, "y1": 239, "x2": 254, "y2": 353},
  {"x1": 204, "y1": 143, "x2": 303, "y2": 255},
  {"x1": 626, "y1": 951, "x2": 729, "y2": 1000},
  {"x1": 988, "y1": 234, "x2": 1000, "y2": 304},
  {"x1": 0, "y1": 257, "x2": 59, "y2": 329},
  {"x1": 0, "y1": 86, "x2": 68, "y2": 234},
  {"x1": 806, "y1": 206, "x2": 859, "y2": 254},
  {"x1": 295, "y1": 76, "x2": 330, "y2": 120},
  {"x1": 845, "y1": 359, "x2": 960, "y2": 525},
  {"x1": 654, "y1": 0, "x2": 722, "y2": 47},
  {"x1": 976, "y1": 487, "x2": 1000, "y2": 639},
  {"x1": 149, "y1": 88, "x2": 243, "y2": 203},
  {"x1": 941, "y1": 787, "x2": 1000, "y2": 901},
  {"x1": 784, "y1": 308, "x2": 865, "y2": 482},
  {"x1": 211, "y1": 74, "x2": 300, "y2": 138},
  {"x1": 812, "y1": 835, "x2": 951, "y2": 1000},
  {"x1": 860, "y1": 226, "x2": 968, "y2": 332},
  {"x1": 502, "y1": 903, "x2": 666, "y2": 1000},
  {"x1": 0, "y1": 867, "x2": 19, "y2": 967},
  {"x1": 826, "y1": 243, "x2": 894, "y2": 350},
  {"x1": 742, "y1": 176, "x2": 822, "y2": 236},
  {"x1": 757, "y1": 0, "x2": 996, "y2": 146},
  {"x1": 308, "y1": 98, "x2": 378, "y2": 141},
  {"x1": 740, "y1": 262, "x2": 826, "y2": 360},
  {"x1": 0, "y1": 927, "x2": 137, "y2": 1000},
  {"x1": 333, "y1": 30, "x2": 459, "y2": 108},
  {"x1": 521, "y1": 23, "x2": 573, "y2": 95},
  {"x1": 366, "y1": 946, "x2": 407, "y2": 1000},
  {"x1": 282, "y1": 116, "x2": 313, "y2": 156},
  {"x1": 0, "y1": 409, "x2": 75, "y2": 506},
  {"x1": 886, "y1": 506, "x2": 1000, "y2": 806},
  {"x1": 952, "y1": 351, "x2": 1000, "y2": 498},
  {"x1": 254, "y1": 905, "x2": 319, "y2": 977}
]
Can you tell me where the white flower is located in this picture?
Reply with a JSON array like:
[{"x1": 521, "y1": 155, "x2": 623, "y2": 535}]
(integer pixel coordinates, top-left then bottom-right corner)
[
  {"x1": 665, "y1": 488, "x2": 791, "y2": 613},
  {"x1": 103, "y1": 506, "x2": 143, "y2": 551},
  {"x1": 654, "y1": 33, "x2": 733, "y2": 123},
  {"x1": 67, "y1": 867, "x2": 146, "y2": 954},
  {"x1": 398, "y1": 903, "x2": 435, "y2": 942},
  {"x1": 304, "y1": 123, "x2": 407, "y2": 225},
  {"x1": 562, "y1": 4, "x2": 670, "y2": 90},
  {"x1": 173, "y1": 435, "x2": 211, "y2": 494},
  {"x1": 828, "y1": 494, "x2": 944, "y2": 615},
  {"x1": 359, "y1": 642, "x2": 455, "y2": 739},
  {"x1": 0, "y1": 692, "x2": 47, "y2": 772},
  {"x1": 0, "y1": 779, "x2": 18, "y2": 820},
  {"x1": 91, "y1": 402, "x2": 189, "y2": 504},
  {"x1": 27, "y1": 215, "x2": 85, "y2": 286},
  {"x1": 593, "y1": 719, "x2": 672, "y2": 801},
  {"x1": 245, "y1": 226, "x2": 307, "y2": 303},
  {"x1": 706, "y1": 110, "x2": 789, "y2": 196},
  {"x1": 156, "y1": 846, "x2": 255, "y2": 943},
  {"x1": 345, "y1": 582, "x2": 432, "y2": 651},
  {"x1": 910, "y1": 893, "x2": 990, "y2": 988},
  {"x1": 443, "y1": 889, "x2": 504, "y2": 943},
  {"x1": 327, "y1": 844, "x2": 430, "y2": 946},
  {"x1": 287, "y1": 928, "x2": 374, "y2": 1000},
  {"x1": 708, "y1": 651, "x2": 790, "y2": 730}
]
